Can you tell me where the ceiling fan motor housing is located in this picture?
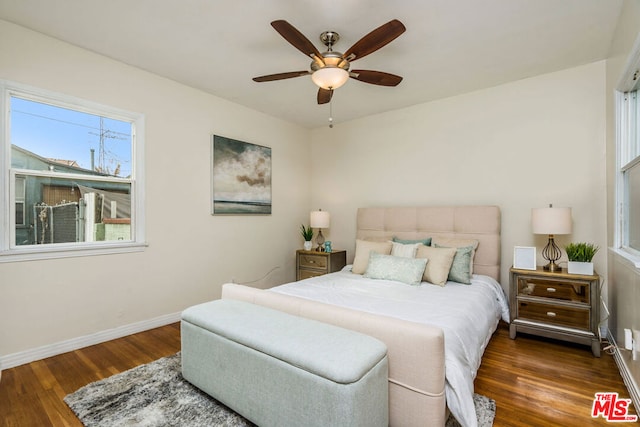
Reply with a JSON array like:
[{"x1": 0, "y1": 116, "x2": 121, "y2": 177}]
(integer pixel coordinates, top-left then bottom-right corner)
[{"x1": 310, "y1": 51, "x2": 350, "y2": 72}]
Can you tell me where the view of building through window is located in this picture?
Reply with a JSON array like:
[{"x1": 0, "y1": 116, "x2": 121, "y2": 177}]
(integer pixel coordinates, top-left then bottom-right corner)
[{"x1": 10, "y1": 96, "x2": 134, "y2": 246}]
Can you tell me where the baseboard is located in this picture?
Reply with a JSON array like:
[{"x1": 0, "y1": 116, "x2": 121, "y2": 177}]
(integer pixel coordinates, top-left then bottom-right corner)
[
  {"x1": 608, "y1": 329, "x2": 640, "y2": 411},
  {"x1": 0, "y1": 311, "x2": 181, "y2": 371}
]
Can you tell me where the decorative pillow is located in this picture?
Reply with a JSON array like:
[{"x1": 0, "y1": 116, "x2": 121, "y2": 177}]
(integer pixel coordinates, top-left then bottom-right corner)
[
  {"x1": 392, "y1": 236, "x2": 432, "y2": 246},
  {"x1": 415, "y1": 245, "x2": 457, "y2": 286},
  {"x1": 363, "y1": 252, "x2": 428, "y2": 286},
  {"x1": 390, "y1": 241, "x2": 422, "y2": 258},
  {"x1": 431, "y1": 237, "x2": 479, "y2": 273},
  {"x1": 434, "y1": 243, "x2": 474, "y2": 284},
  {"x1": 352, "y1": 239, "x2": 393, "y2": 274}
]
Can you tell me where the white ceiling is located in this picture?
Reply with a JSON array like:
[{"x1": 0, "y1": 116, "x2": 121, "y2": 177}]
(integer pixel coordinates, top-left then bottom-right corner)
[{"x1": 0, "y1": 0, "x2": 624, "y2": 129}]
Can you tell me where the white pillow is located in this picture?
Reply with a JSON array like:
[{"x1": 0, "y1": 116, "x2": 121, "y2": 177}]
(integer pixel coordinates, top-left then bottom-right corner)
[{"x1": 390, "y1": 241, "x2": 422, "y2": 258}]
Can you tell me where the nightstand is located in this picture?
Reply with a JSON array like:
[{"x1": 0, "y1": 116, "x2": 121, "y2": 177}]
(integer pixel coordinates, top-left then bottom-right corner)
[
  {"x1": 296, "y1": 250, "x2": 346, "y2": 280},
  {"x1": 509, "y1": 266, "x2": 601, "y2": 357}
]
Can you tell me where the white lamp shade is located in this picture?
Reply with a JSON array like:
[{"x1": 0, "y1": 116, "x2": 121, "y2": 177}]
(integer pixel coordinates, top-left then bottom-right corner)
[
  {"x1": 311, "y1": 67, "x2": 349, "y2": 90},
  {"x1": 532, "y1": 207, "x2": 572, "y2": 235},
  {"x1": 310, "y1": 210, "x2": 330, "y2": 228}
]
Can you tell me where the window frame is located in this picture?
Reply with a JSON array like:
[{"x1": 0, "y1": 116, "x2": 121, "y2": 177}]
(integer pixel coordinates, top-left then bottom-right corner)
[
  {"x1": 615, "y1": 36, "x2": 640, "y2": 268},
  {"x1": 0, "y1": 80, "x2": 146, "y2": 262}
]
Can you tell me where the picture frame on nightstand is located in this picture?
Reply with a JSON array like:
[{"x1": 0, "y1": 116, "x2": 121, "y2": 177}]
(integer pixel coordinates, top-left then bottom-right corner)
[{"x1": 513, "y1": 246, "x2": 536, "y2": 270}]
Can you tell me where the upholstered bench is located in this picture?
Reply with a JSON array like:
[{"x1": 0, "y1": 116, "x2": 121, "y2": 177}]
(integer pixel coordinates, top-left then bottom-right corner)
[{"x1": 181, "y1": 299, "x2": 389, "y2": 427}]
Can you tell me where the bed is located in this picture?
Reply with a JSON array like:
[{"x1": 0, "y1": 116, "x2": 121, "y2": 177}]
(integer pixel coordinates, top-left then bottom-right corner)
[{"x1": 222, "y1": 206, "x2": 508, "y2": 427}]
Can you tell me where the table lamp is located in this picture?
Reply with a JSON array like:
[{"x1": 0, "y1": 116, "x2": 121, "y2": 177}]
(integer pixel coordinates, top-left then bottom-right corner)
[
  {"x1": 310, "y1": 209, "x2": 330, "y2": 252},
  {"x1": 531, "y1": 204, "x2": 572, "y2": 272}
]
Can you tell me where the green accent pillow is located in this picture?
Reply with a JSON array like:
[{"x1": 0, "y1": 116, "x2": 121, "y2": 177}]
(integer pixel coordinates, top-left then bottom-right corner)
[
  {"x1": 392, "y1": 236, "x2": 432, "y2": 246},
  {"x1": 434, "y1": 243, "x2": 474, "y2": 284},
  {"x1": 363, "y1": 252, "x2": 428, "y2": 286}
]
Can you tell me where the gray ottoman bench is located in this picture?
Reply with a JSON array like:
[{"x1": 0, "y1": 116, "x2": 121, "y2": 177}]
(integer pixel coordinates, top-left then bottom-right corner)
[{"x1": 181, "y1": 299, "x2": 389, "y2": 427}]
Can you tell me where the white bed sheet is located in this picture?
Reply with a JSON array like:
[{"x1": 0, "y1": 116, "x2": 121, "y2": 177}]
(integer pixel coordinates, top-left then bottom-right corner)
[{"x1": 270, "y1": 268, "x2": 509, "y2": 427}]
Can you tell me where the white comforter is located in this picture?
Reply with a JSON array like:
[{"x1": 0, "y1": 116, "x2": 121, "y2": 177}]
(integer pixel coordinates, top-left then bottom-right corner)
[{"x1": 270, "y1": 268, "x2": 510, "y2": 427}]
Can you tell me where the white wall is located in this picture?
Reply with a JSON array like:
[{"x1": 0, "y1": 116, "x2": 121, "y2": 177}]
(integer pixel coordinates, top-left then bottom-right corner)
[
  {"x1": 310, "y1": 61, "x2": 608, "y2": 292},
  {"x1": 0, "y1": 20, "x2": 311, "y2": 358}
]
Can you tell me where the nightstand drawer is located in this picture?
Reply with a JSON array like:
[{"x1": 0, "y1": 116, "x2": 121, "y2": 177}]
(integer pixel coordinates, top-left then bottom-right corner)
[
  {"x1": 298, "y1": 269, "x2": 324, "y2": 280},
  {"x1": 298, "y1": 253, "x2": 328, "y2": 270},
  {"x1": 517, "y1": 277, "x2": 589, "y2": 303},
  {"x1": 517, "y1": 301, "x2": 590, "y2": 330}
]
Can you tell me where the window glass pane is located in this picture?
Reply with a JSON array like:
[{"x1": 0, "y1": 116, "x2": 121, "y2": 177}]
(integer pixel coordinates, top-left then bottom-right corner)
[
  {"x1": 14, "y1": 175, "x2": 25, "y2": 226},
  {"x1": 10, "y1": 96, "x2": 132, "y2": 177},
  {"x1": 627, "y1": 163, "x2": 640, "y2": 252},
  {"x1": 15, "y1": 174, "x2": 131, "y2": 246},
  {"x1": 15, "y1": 202, "x2": 24, "y2": 227}
]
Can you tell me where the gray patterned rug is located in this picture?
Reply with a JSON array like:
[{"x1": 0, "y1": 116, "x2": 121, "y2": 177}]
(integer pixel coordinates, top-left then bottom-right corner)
[{"x1": 64, "y1": 353, "x2": 495, "y2": 426}]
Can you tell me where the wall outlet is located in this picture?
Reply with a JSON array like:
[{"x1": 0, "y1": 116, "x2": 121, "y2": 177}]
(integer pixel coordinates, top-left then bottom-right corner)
[{"x1": 625, "y1": 328, "x2": 633, "y2": 350}]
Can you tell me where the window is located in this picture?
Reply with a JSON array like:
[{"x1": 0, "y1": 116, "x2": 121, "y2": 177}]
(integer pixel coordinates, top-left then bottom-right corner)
[
  {"x1": 0, "y1": 81, "x2": 145, "y2": 261},
  {"x1": 618, "y1": 71, "x2": 640, "y2": 260}
]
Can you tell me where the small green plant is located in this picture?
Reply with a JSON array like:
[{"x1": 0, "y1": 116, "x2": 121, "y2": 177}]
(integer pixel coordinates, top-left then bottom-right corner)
[
  {"x1": 565, "y1": 242, "x2": 599, "y2": 262},
  {"x1": 300, "y1": 224, "x2": 314, "y2": 241}
]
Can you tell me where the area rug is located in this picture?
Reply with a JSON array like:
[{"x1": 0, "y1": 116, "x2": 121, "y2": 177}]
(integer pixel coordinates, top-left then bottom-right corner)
[{"x1": 64, "y1": 353, "x2": 495, "y2": 427}]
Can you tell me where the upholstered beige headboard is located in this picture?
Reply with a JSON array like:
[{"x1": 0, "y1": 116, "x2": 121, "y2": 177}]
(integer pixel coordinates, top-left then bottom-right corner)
[{"x1": 356, "y1": 206, "x2": 501, "y2": 281}]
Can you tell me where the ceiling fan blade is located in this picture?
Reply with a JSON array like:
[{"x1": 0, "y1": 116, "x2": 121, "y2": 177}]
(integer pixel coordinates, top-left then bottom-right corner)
[
  {"x1": 350, "y1": 70, "x2": 403, "y2": 87},
  {"x1": 317, "y1": 88, "x2": 333, "y2": 104},
  {"x1": 253, "y1": 71, "x2": 310, "y2": 82},
  {"x1": 271, "y1": 20, "x2": 322, "y2": 58},
  {"x1": 343, "y1": 19, "x2": 406, "y2": 62}
]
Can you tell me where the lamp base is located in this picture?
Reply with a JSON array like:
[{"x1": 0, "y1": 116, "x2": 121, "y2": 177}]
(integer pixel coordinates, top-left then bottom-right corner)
[
  {"x1": 543, "y1": 261, "x2": 563, "y2": 272},
  {"x1": 541, "y1": 235, "x2": 563, "y2": 272},
  {"x1": 315, "y1": 229, "x2": 325, "y2": 252}
]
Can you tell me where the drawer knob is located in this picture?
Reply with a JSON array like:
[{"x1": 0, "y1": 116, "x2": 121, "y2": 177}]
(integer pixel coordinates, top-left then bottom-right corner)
[
  {"x1": 546, "y1": 287, "x2": 556, "y2": 292},
  {"x1": 309, "y1": 260, "x2": 315, "y2": 264},
  {"x1": 546, "y1": 312, "x2": 557, "y2": 317}
]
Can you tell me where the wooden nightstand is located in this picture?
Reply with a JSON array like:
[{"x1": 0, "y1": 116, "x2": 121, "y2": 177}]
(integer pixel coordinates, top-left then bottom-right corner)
[
  {"x1": 296, "y1": 250, "x2": 346, "y2": 280},
  {"x1": 509, "y1": 266, "x2": 601, "y2": 357}
]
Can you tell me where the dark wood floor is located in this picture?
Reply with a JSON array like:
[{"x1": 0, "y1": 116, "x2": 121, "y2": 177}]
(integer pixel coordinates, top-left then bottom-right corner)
[
  {"x1": 0, "y1": 321, "x2": 634, "y2": 426},
  {"x1": 476, "y1": 324, "x2": 635, "y2": 426}
]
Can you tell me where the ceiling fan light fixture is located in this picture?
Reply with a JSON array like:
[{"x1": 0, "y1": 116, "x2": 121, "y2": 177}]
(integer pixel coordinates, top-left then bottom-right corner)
[{"x1": 311, "y1": 67, "x2": 349, "y2": 90}]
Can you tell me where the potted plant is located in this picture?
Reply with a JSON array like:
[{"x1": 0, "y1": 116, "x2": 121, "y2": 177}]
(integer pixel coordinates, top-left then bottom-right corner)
[
  {"x1": 565, "y1": 242, "x2": 599, "y2": 275},
  {"x1": 300, "y1": 224, "x2": 314, "y2": 251}
]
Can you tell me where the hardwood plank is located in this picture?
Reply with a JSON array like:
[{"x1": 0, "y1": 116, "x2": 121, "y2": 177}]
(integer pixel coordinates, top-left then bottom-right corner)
[{"x1": 0, "y1": 321, "x2": 633, "y2": 426}]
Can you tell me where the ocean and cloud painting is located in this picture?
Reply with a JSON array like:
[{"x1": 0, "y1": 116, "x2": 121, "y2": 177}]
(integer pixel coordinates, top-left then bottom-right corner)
[{"x1": 211, "y1": 135, "x2": 272, "y2": 214}]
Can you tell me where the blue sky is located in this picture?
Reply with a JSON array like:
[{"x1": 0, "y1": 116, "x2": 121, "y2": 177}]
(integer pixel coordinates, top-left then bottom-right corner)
[{"x1": 10, "y1": 97, "x2": 132, "y2": 177}]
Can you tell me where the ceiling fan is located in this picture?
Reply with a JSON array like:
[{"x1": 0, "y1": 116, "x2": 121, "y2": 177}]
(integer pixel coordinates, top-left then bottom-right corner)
[{"x1": 253, "y1": 19, "x2": 406, "y2": 105}]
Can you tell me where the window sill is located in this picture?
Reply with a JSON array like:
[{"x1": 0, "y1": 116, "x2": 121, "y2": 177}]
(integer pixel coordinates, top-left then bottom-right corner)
[
  {"x1": 609, "y1": 246, "x2": 640, "y2": 269},
  {"x1": 0, "y1": 241, "x2": 148, "y2": 263}
]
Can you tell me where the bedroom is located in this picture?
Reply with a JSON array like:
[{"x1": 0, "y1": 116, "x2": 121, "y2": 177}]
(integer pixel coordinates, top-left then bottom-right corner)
[{"x1": 0, "y1": 0, "x2": 639, "y2": 425}]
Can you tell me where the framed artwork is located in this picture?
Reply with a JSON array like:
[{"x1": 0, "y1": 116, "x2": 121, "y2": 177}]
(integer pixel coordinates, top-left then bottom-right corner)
[
  {"x1": 513, "y1": 246, "x2": 536, "y2": 270},
  {"x1": 211, "y1": 135, "x2": 272, "y2": 215}
]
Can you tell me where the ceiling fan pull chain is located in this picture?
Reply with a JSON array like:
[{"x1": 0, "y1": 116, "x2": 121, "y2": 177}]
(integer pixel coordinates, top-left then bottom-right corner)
[{"x1": 329, "y1": 97, "x2": 334, "y2": 128}]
